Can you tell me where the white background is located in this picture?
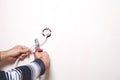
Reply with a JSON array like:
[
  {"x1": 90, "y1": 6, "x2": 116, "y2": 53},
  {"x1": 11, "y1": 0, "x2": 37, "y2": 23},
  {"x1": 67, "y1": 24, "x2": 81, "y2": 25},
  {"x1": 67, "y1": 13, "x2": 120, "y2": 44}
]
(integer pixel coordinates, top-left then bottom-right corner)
[{"x1": 0, "y1": 0, "x2": 120, "y2": 80}]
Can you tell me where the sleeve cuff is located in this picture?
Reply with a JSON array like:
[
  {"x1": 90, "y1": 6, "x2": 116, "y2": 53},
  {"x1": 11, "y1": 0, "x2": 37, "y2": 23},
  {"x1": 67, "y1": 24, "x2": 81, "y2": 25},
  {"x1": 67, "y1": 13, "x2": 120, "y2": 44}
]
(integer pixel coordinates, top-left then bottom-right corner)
[{"x1": 33, "y1": 59, "x2": 45, "y2": 75}]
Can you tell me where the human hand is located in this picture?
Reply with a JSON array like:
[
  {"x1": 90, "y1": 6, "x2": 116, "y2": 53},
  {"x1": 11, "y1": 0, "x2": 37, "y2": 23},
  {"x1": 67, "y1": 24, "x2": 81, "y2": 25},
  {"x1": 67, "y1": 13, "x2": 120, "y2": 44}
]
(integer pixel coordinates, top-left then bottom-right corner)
[
  {"x1": 1, "y1": 45, "x2": 31, "y2": 62},
  {"x1": 34, "y1": 51, "x2": 50, "y2": 69}
]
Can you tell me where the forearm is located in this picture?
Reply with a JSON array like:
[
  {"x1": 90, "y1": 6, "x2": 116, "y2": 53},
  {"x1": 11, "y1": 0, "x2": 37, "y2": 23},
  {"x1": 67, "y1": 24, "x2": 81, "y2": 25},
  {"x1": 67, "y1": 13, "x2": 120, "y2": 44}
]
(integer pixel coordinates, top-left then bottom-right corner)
[
  {"x1": 0, "y1": 59, "x2": 45, "y2": 80},
  {"x1": 16, "y1": 59, "x2": 45, "y2": 80}
]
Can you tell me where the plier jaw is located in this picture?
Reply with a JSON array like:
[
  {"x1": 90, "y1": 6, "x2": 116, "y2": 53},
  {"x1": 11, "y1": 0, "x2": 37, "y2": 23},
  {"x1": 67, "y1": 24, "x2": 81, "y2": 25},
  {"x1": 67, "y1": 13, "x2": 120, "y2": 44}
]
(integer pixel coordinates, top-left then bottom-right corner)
[{"x1": 35, "y1": 38, "x2": 40, "y2": 49}]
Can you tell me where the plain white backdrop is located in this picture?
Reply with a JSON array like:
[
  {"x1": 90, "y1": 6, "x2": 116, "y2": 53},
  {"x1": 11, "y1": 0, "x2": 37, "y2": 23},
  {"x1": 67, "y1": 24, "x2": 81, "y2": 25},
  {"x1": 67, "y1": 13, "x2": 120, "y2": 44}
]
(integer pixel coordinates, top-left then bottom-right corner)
[{"x1": 0, "y1": 0, "x2": 120, "y2": 80}]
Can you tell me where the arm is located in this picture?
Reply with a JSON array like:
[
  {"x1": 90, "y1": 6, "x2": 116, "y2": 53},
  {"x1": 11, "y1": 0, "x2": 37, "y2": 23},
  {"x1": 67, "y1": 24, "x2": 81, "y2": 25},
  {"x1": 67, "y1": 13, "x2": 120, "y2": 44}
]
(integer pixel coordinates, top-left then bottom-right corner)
[
  {"x1": 0, "y1": 59, "x2": 45, "y2": 80},
  {"x1": 0, "y1": 51, "x2": 49, "y2": 80}
]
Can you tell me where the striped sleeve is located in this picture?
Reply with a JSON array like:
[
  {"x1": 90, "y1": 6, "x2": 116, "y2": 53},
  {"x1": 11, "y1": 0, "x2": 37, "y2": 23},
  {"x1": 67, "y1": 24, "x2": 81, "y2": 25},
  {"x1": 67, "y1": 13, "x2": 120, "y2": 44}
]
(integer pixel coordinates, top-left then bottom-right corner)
[
  {"x1": 0, "y1": 59, "x2": 45, "y2": 80},
  {"x1": 0, "y1": 71, "x2": 7, "y2": 80}
]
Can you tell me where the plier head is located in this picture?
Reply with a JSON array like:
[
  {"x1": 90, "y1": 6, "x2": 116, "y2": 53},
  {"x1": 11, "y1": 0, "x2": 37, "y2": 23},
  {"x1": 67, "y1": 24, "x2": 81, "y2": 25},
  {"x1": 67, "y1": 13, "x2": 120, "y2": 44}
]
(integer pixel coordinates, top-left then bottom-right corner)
[{"x1": 34, "y1": 39, "x2": 43, "y2": 52}]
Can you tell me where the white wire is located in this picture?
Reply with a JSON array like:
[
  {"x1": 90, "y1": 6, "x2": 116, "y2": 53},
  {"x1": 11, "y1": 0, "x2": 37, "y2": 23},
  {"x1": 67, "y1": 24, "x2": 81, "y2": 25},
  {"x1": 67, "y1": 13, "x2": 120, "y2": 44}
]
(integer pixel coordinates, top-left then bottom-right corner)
[
  {"x1": 13, "y1": 58, "x2": 19, "y2": 68},
  {"x1": 40, "y1": 36, "x2": 48, "y2": 47}
]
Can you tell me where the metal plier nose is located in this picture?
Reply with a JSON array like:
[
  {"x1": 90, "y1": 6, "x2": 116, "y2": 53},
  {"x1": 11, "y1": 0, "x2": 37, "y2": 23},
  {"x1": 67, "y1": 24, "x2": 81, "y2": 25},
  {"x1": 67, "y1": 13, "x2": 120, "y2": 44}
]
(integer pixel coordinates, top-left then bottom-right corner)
[{"x1": 34, "y1": 39, "x2": 43, "y2": 53}]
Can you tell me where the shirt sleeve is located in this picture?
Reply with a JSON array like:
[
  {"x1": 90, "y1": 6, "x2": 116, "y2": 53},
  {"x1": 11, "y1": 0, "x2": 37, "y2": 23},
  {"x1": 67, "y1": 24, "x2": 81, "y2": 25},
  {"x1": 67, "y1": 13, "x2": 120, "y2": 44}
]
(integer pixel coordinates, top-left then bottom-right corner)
[{"x1": 0, "y1": 59, "x2": 45, "y2": 80}]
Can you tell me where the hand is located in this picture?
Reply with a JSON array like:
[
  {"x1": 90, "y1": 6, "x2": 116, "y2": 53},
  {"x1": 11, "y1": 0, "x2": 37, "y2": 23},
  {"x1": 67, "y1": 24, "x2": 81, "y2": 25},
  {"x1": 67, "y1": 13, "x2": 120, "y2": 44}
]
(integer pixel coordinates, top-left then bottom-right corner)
[
  {"x1": 0, "y1": 45, "x2": 31, "y2": 62},
  {"x1": 34, "y1": 51, "x2": 50, "y2": 69}
]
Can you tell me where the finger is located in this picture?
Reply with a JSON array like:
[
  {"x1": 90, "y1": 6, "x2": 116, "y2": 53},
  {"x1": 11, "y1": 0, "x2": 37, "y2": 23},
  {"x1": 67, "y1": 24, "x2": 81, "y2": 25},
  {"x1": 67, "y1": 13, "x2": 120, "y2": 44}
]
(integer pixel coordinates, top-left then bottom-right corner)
[
  {"x1": 18, "y1": 45, "x2": 31, "y2": 52},
  {"x1": 18, "y1": 50, "x2": 30, "y2": 60},
  {"x1": 16, "y1": 45, "x2": 29, "y2": 50},
  {"x1": 41, "y1": 51, "x2": 49, "y2": 57},
  {"x1": 19, "y1": 54, "x2": 28, "y2": 60},
  {"x1": 19, "y1": 56, "x2": 24, "y2": 60},
  {"x1": 7, "y1": 57, "x2": 17, "y2": 62},
  {"x1": 34, "y1": 52, "x2": 43, "y2": 59},
  {"x1": 35, "y1": 51, "x2": 46, "y2": 54},
  {"x1": 19, "y1": 56, "x2": 27, "y2": 60},
  {"x1": 26, "y1": 51, "x2": 31, "y2": 55},
  {"x1": 34, "y1": 51, "x2": 48, "y2": 59},
  {"x1": 20, "y1": 49, "x2": 31, "y2": 55}
]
